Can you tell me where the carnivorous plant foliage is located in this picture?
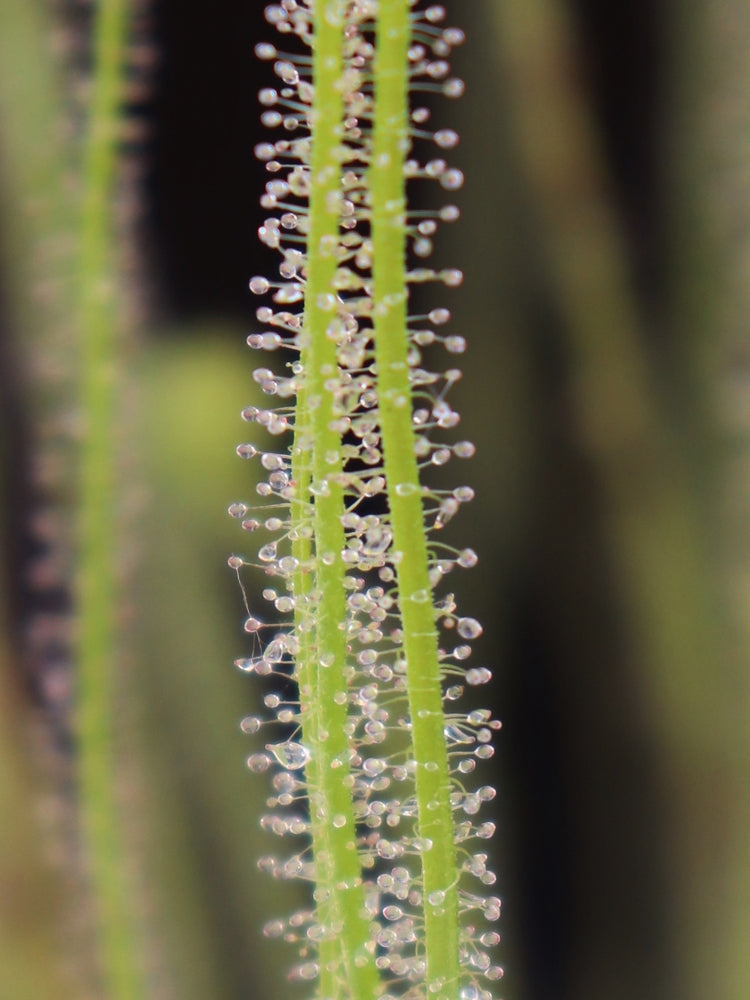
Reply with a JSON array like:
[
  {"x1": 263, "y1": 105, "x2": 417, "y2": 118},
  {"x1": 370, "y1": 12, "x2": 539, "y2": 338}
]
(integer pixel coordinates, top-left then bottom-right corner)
[{"x1": 230, "y1": 3, "x2": 501, "y2": 998}]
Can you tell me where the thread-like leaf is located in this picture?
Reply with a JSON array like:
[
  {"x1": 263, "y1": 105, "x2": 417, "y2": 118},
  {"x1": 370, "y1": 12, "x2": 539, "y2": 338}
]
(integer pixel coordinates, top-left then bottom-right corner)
[{"x1": 234, "y1": 5, "x2": 501, "y2": 999}]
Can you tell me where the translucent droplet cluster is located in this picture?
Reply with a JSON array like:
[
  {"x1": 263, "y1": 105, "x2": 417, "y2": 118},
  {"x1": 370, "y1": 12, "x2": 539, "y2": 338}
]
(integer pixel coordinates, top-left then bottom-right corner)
[{"x1": 232, "y1": 3, "x2": 501, "y2": 997}]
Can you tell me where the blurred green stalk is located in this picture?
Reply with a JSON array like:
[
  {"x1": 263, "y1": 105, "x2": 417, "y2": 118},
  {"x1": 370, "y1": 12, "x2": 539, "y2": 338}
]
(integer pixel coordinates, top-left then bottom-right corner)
[
  {"x1": 76, "y1": 0, "x2": 143, "y2": 997},
  {"x1": 0, "y1": 0, "x2": 83, "y2": 993}
]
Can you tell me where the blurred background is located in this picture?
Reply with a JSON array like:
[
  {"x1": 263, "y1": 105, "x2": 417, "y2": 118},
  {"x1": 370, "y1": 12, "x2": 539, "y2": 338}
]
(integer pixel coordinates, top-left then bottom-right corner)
[{"x1": 2, "y1": 1, "x2": 750, "y2": 999}]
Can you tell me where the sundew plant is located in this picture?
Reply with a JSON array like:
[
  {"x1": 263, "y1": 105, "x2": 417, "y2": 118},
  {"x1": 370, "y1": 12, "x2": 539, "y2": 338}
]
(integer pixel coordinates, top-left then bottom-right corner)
[{"x1": 230, "y1": 3, "x2": 502, "y2": 999}]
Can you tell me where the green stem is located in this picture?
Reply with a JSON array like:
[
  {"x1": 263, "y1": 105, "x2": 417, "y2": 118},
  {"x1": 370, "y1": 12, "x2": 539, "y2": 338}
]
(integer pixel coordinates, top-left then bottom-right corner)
[
  {"x1": 76, "y1": 1, "x2": 140, "y2": 997},
  {"x1": 291, "y1": 6, "x2": 380, "y2": 998},
  {"x1": 371, "y1": 3, "x2": 460, "y2": 997}
]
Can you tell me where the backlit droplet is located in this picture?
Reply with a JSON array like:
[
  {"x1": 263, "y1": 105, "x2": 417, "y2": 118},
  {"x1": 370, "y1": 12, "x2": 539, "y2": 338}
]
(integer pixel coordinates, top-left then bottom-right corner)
[
  {"x1": 266, "y1": 741, "x2": 311, "y2": 770},
  {"x1": 457, "y1": 616, "x2": 483, "y2": 639},
  {"x1": 394, "y1": 482, "x2": 418, "y2": 496},
  {"x1": 240, "y1": 716, "x2": 263, "y2": 735},
  {"x1": 247, "y1": 753, "x2": 271, "y2": 773}
]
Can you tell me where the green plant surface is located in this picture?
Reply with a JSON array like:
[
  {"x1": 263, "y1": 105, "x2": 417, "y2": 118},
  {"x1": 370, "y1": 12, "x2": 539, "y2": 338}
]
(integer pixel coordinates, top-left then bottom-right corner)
[
  {"x1": 75, "y1": 0, "x2": 142, "y2": 996},
  {"x1": 294, "y1": 8, "x2": 381, "y2": 998},
  {"x1": 370, "y1": 1, "x2": 459, "y2": 992},
  {"x1": 0, "y1": 2, "x2": 102, "y2": 993},
  {"x1": 242, "y1": 5, "x2": 500, "y2": 1000}
]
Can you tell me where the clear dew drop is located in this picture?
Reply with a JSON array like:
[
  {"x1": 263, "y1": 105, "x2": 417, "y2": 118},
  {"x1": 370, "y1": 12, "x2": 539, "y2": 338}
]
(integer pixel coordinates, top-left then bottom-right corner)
[
  {"x1": 247, "y1": 753, "x2": 272, "y2": 773},
  {"x1": 457, "y1": 616, "x2": 483, "y2": 640},
  {"x1": 466, "y1": 667, "x2": 492, "y2": 686},
  {"x1": 460, "y1": 989, "x2": 480, "y2": 1000},
  {"x1": 458, "y1": 547, "x2": 479, "y2": 568},
  {"x1": 434, "y1": 128, "x2": 459, "y2": 149},
  {"x1": 440, "y1": 167, "x2": 464, "y2": 190},
  {"x1": 443, "y1": 77, "x2": 465, "y2": 98},
  {"x1": 441, "y1": 267, "x2": 464, "y2": 286},
  {"x1": 445, "y1": 335, "x2": 466, "y2": 354},
  {"x1": 454, "y1": 440, "x2": 476, "y2": 459},
  {"x1": 467, "y1": 709, "x2": 491, "y2": 725},
  {"x1": 291, "y1": 962, "x2": 319, "y2": 982},
  {"x1": 394, "y1": 482, "x2": 418, "y2": 496},
  {"x1": 263, "y1": 918, "x2": 285, "y2": 938},
  {"x1": 235, "y1": 656, "x2": 261, "y2": 673},
  {"x1": 266, "y1": 741, "x2": 311, "y2": 771}
]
